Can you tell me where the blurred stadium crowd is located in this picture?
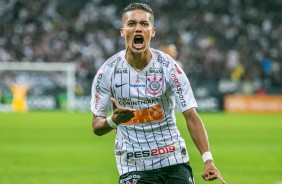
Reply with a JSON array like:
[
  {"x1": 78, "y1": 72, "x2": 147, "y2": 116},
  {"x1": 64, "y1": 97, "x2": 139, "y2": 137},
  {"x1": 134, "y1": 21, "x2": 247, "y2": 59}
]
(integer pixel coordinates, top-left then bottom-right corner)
[{"x1": 0, "y1": 0, "x2": 281, "y2": 98}]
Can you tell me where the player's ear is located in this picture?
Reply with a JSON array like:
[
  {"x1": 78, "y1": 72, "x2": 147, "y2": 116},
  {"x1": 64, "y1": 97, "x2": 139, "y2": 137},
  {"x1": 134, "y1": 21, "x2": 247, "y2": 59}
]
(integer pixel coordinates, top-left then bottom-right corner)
[
  {"x1": 120, "y1": 28, "x2": 125, "y2": 37},
  {"x1": 151, "y1": 27, "x2": 156, "y2": 38}
]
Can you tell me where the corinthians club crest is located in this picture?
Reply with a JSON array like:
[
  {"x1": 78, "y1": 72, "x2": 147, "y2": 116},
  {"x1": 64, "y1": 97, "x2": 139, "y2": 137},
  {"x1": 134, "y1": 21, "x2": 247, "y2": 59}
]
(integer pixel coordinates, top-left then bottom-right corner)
[{"x1": 146, "y1": 75, "x2": 163, "y2": 96}]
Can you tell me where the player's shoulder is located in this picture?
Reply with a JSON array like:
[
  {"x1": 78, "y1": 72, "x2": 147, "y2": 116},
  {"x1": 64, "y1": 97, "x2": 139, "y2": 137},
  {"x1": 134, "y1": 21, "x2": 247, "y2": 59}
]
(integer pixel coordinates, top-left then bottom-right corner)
[
  {"x1": 97, "y1": 50, "x2": 125, "y2": 73},
  {"x1": 94, "y1": 50, "x2": 125, "y2": 81},
  {"x1": 103, "y1": 50, "x2": 125, "y2": 68}
]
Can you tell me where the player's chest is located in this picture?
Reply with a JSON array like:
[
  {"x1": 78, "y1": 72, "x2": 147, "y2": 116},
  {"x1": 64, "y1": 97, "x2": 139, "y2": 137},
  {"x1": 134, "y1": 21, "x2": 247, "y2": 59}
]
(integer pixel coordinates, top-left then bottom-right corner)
[{"x1": 112, "y1": 67, "x2": 168, "y2": 98}]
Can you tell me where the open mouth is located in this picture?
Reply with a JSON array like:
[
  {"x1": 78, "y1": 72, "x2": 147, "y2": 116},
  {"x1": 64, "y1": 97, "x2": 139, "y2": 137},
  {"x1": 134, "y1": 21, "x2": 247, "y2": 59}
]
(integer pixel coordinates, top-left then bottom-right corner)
[{"x1": 134, "y1": 35, "x2": 144, "y2": 45}]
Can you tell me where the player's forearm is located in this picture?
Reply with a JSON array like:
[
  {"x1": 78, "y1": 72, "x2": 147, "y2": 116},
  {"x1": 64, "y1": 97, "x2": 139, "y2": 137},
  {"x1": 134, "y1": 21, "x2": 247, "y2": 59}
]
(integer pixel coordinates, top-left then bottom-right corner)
[
  {"x1": 183, "y1": 108, "x2": 210, "y2": 154},
  {"x1": 92, "y1": 115, "x2": 114, "y2": 136},
  {"x1": 189, "y1": 121, "x2": 210, "y2": 154}
]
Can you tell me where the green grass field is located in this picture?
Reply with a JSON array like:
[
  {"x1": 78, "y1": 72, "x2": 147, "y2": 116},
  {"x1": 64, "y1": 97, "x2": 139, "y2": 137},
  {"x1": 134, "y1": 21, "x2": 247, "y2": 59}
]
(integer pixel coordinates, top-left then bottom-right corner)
[{"x1": 0, "y1": 111, "x2": 281, "y2": 184}]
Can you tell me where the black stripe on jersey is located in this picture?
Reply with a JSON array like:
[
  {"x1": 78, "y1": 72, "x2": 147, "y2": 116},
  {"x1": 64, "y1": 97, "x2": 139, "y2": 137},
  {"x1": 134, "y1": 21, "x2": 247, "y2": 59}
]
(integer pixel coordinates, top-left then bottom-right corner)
[
  {"x1": 145, "y1": 70, "x2": 163, "y2": 169},
  {"x1": 151, "y1": 61, "x2": 176, "y2": 166},
  {"x1": 115, "y1": 136, "x2": 124, "y2": 175},
  {"x1": 110, "y1": 65, "x2": 114, "y2": 99},
  {"x1": 127, "y1": 62, "x2": 133, "y2": 108},
  {"x1": 140, "y1": 125, "x2": 153, "y2": 170},
  {"x1": 135, "y1": 73, "x2": 152, "y2": 171},
  {"x1": 178, "y1": 135, "x2": 186, "y2": 163},
  {"x1": 118, "y1": 60, "x2": 129, "y2": 174},
  {"x1": 158, "y1": 72, "x2": 172, "y2": 166},
  {"x1": 123, "y1": 69, "x2": 139, "y2": 173},
  {"x1": 125, "y1": 126, "x2": 133, "y2": 173},
  {"x1": 140, "y1": 124, "x2": 155, "y2": 170},
  {"x1": 118, "y1": 60, "x2": 125, "y2": 97},
  {"x1": 114, "y1": 61, "x2": 124, "y2": 174},
  {"x1": 158, "y1": 74, "x2": 173, "y2": 166},
  {"x1": 126, "y1": 70, "x2": 146, "y2": 172}
]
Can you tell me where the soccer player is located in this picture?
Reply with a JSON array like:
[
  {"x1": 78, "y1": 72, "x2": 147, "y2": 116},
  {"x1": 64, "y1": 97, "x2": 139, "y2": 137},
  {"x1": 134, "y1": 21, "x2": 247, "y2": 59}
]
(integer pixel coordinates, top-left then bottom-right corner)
[
  {"x1": 10, "y1": 83, "x2": 29, "y2": 112},
  {"x1": 159, "y1": 43, "x2": 183, "y2": 69},
  {"x1": 91, "y1": 3, "x2": 226, "y2": 184}
]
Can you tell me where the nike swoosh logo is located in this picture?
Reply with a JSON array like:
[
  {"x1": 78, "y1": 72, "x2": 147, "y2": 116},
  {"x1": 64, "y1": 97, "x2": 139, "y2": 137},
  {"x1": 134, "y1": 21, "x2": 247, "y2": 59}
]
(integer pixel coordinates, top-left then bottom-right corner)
[{"x1": 115, "y1": 83, "x2": 127, "y2": 88}]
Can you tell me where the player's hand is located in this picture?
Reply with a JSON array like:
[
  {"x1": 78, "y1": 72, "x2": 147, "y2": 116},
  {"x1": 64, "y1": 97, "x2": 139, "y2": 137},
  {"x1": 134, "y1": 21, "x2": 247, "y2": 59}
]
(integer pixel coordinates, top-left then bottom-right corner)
[
  {"x1": 111, "y1": 97, "x2": 136, "y2": 125},
  {"x1": 201, "y1": 160, "x2": 226, "y2": 184}
]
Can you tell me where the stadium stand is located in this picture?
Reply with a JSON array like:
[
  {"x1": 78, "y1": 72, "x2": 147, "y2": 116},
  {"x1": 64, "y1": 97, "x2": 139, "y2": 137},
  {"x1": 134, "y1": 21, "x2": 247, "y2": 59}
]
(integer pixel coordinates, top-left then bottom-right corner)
[{"x1": 0, "y1": 0, "x2": 281, "y2": 109}]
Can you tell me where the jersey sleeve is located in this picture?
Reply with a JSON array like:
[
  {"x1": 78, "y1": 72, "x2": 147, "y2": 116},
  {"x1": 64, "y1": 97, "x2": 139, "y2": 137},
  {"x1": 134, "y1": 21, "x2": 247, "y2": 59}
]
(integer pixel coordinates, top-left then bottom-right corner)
[
  {"x1": 169, "y1": 61, "x2": 198, "y2": 112},
  {"x1": 90, "y1": 68, "x2": 111, "y2": 117}
]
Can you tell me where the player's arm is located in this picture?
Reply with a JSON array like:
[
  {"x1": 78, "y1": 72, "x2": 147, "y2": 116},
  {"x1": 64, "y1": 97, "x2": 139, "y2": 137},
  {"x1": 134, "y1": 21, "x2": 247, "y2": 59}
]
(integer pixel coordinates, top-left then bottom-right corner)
[
  {"x1": 92, "y1": 98, "x2": 135, "y2": 136},
  {"x1": 183, "y1": 108, "x2": 210, "y2": 157},
  {"x1": 92, "y1": 115, "x2": 114, "y2": 136},
  {"x1": 183, "y1": 108, "x2": 226, "y2": 184}
]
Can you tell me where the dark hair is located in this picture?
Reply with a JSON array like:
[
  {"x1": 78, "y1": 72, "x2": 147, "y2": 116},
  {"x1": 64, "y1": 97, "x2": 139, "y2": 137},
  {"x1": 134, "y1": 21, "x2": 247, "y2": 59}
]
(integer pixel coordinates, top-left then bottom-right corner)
[{"x1": 122, "y1": 3, "x2": 154, "y2": 25}]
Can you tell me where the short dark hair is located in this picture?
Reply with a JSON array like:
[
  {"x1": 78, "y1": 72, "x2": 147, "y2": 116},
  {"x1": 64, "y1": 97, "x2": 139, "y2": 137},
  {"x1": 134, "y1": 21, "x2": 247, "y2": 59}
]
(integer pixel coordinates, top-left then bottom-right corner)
[{"x1": 122, "y1": 3, "x2": 154, "y2": 25}]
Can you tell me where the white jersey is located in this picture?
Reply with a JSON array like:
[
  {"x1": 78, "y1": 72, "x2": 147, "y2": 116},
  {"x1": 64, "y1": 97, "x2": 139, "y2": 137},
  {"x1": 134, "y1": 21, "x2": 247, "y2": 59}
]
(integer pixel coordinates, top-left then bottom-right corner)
[{"x1": 91, "y1": 48, "x2": 197, "y2": 175}]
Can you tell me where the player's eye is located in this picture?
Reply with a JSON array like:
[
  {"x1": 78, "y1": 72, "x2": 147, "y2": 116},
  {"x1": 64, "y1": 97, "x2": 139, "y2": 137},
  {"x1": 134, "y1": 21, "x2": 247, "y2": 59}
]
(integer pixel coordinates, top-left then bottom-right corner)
[
  {"x1": 127, "y1": 22, "x2": 135, "y2": 27},
  {"x1": 142, "y1": 22, "x2": 149, "y2": 27}
]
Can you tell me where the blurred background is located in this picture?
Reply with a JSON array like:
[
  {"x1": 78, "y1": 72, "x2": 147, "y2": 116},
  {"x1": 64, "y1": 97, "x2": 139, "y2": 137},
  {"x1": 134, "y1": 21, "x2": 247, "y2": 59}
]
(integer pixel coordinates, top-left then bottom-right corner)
[
  {"x1": 0, "y1": 1, "x2": 282, "y2": 184},
  {"x1": 0, "y1": 0, "x2": 281, "y2": 112}
]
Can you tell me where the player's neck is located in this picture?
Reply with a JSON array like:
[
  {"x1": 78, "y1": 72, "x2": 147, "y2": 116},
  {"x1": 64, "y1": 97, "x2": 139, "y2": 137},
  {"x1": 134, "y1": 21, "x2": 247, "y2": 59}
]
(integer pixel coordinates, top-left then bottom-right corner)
[{"x1": 126, "y1": 49, "x2": 151, "y2": 72}]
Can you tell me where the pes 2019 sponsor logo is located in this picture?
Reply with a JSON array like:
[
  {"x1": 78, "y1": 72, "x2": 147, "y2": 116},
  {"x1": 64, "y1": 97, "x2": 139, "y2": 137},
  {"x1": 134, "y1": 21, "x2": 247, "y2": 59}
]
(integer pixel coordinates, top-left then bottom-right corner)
[{"x1": 127, "y1": 145, "x2": 176, "y2": 161}]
